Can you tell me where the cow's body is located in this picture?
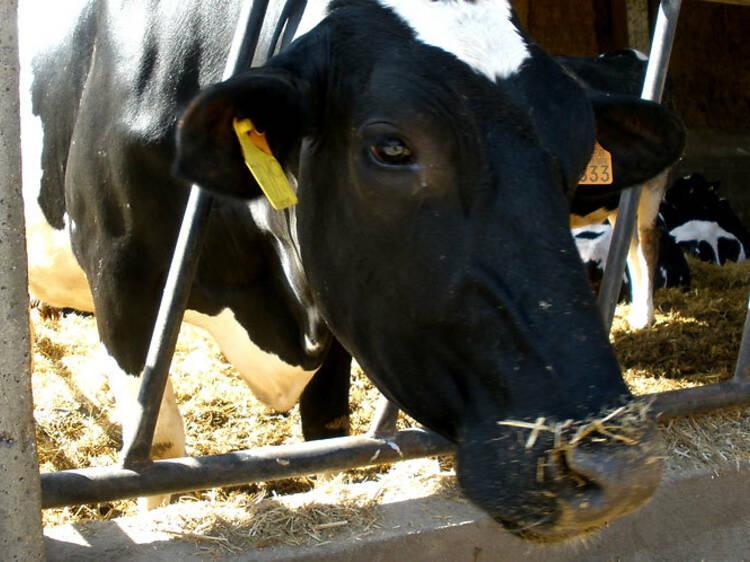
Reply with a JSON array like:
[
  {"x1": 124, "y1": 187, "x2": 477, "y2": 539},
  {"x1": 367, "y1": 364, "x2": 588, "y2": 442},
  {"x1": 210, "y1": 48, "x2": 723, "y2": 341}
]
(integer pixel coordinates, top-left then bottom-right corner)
[
  {"x1": 661, "y1": 174, "x2": 750, "y2": 265},
  {"x1": 573, "y1": 173, "x2": 750, "y2": 306},
  {"x1": 21, "y1": 0, "x2": 685, "y2": 538},
  {"x1": 20, "y1": 0, "x2": 349, "y2": 509},
  {"x1": 573, "y1": 220, "x2": 691, "y2": 299}
]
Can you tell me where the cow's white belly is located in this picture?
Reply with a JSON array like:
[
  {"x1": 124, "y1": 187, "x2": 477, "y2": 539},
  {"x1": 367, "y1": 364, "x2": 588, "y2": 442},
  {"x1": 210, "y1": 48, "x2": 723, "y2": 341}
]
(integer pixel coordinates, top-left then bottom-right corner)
[
  {"x1": 184, "y1": 308, "x2": 316, "y2": 412},
  {"x1": 21, "y1": 58, "x2": 95, "y2": 313},
  {"x1": 25, "y1": 211, "x2": 95, "y2": 313}
]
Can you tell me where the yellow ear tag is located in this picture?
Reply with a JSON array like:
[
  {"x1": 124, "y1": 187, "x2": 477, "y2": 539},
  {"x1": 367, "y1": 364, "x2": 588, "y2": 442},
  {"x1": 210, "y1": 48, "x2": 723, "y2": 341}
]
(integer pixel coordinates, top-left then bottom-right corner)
[
  {"x1": 579, "y1": 141, "x2": 614, "y2": 185},
  {"x1": 232, "y1": 117, "x2": 298, "y2": 210}
]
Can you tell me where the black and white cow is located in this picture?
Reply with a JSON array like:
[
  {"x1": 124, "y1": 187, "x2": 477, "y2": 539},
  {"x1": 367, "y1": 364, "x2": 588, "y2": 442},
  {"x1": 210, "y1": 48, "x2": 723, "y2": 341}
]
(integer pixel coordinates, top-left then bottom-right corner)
[
  {"x1": 661, "y1": 174, "x2": 750, "y2": 265},
  {"x1": 574, "y1": 174, "x2": 750, "y2": 306},
  {"x1": 573, "y1": 219, "x2": 691, "y2": 299},
  {"x1": 560, "y1": 49, "x2": 678, "y2": 329},
  {"x1": 21, "y1": 0, "x2": 685, "y2": 539}
]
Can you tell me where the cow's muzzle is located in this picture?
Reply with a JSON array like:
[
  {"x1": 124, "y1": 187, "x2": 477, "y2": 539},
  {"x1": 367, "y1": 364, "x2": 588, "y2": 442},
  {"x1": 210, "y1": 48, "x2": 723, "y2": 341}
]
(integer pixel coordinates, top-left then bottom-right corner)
[
  {"x1": 458, "y1": 401, "x2": 665, "y2": 541},
  {"x1": 511, "y1": 403, "x2": 665, "y2": 541}
]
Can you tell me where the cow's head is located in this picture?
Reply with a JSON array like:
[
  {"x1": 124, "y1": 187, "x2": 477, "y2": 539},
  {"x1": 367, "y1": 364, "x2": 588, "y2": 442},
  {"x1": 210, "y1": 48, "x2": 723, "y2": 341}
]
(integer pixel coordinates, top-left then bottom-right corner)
[{"x1": 175, "y1": 0, "x2": 684, "y2": 540}]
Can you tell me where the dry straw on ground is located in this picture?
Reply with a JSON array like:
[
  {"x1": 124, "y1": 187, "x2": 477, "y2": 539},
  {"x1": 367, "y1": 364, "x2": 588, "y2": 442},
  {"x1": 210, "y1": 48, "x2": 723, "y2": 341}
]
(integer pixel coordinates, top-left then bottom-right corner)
[{"x1": 31, "y1": 257, "x2": 750, "y2": 548}]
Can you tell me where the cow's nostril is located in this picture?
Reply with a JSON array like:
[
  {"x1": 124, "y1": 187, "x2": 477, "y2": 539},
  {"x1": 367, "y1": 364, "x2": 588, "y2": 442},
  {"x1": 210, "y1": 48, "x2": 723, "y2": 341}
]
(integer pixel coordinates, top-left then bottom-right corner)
[{"x1": 550, "y1": 416, "x2": 665, "y2": 532}]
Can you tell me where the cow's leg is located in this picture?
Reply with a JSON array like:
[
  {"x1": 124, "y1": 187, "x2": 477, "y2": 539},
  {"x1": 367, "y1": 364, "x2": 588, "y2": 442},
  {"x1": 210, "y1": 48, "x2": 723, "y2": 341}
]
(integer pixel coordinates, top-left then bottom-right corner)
[
  {"x1": 103, "y1": 345, "x2": 185, "y2": 510},
  {"x1": 81, "y1": 240, "x2": 187, "y2": 509},
  {"x1": 299, "y1": 338, "x2": 351, "y2": 441},
  {"x1": 620, "y1": 170, "x2": 670, "y2": 329}
]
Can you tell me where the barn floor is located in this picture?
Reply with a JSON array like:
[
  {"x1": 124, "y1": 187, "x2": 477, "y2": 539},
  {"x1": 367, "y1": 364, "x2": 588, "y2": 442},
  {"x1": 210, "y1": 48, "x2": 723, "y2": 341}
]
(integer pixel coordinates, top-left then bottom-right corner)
[{"x1": 44, "y1": 460, "x2": 750, "y2": 561}]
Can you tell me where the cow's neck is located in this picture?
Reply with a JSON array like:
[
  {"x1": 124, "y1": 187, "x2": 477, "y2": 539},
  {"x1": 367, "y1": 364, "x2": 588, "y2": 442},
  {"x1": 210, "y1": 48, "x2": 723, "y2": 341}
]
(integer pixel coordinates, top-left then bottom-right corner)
[{"x1": 248, "y1": 192, "x2": 325, "y2": 357}]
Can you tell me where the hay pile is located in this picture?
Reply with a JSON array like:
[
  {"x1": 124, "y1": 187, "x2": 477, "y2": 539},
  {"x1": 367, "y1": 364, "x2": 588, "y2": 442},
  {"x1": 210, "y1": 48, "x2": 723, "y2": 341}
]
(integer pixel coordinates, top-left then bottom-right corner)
[
  {"x1": 32, "y1": 310, "x2": 420, "y2": 529},
  {"x1": 612, "y1": 258, "x2": 750, "y2": 474},
  {"x1": 32, "y1": 257, "x2": 750, "y2": 546}
]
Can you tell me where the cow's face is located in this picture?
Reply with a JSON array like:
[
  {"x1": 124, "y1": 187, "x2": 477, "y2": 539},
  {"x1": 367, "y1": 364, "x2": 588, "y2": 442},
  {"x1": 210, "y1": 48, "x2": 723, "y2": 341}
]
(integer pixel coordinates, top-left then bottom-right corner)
[{"x1": 176, "y1": 0, "x2": 683, "y2": 539}]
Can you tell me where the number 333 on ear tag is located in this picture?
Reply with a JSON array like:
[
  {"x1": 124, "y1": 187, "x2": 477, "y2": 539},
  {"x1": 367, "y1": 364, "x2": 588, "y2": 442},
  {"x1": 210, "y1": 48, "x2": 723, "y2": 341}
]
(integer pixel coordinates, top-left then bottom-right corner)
[
  {"x1": 232, "y1": 117, "x2": 298, "y2": 210},
  {"x1": 579, "y1": 141, "x2": 614, "y2": 185}
]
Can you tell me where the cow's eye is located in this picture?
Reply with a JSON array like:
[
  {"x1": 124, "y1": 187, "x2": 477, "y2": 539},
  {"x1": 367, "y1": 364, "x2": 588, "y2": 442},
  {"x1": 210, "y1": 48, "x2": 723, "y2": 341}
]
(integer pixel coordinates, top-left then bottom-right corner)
[{"x1": 369, "y1": 137, "x2": 413, "y2": 166}]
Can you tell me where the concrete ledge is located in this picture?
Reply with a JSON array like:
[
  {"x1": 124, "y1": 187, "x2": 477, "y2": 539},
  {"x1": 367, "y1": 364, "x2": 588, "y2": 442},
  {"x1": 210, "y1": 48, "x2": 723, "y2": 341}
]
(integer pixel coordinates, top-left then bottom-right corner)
[{"x1": 45, "y1": 463, "x2": 750, "y2": 561}]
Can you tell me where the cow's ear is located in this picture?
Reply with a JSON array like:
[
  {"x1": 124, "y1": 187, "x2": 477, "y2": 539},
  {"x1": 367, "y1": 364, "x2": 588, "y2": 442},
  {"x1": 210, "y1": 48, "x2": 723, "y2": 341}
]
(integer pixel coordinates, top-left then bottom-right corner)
[
  {"x1": 174, "y1": 67, "x2": 310, "y2": 199},
  {"x1": 586, "y1": 91, "x2": 686, "y2": 190}
]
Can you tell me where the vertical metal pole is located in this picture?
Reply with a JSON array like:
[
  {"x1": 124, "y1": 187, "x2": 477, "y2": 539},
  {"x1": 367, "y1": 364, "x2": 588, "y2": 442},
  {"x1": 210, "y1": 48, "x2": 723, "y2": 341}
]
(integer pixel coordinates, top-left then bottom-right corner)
[
  {"x1": 598, "y1": 0, "x2": 682, "y2": 331},
  {"x1": 733, "y1": 295, "x2": 750, "y2": 381},
  {"x1": 0, "y1": 0, "x2": 46, "y2": 558},
  {"x1": 122, "y1": 0, "x2": 271, "y2": 465},
  {"x1": 368, "y1": 395, "x2": 400, "y2": 437}
]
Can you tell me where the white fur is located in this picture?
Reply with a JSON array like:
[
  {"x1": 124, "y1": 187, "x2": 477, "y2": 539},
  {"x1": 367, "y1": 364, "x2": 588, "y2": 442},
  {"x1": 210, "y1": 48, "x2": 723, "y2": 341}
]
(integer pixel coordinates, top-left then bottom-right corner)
[
  {"x1": 101, "y1": 347, "x2": 185, "y2": 509},
  {"x1": 19, "y1": 2, "x2": 95, "y2": 314},
  {"x1": 600, "y1": 48, "x2": 648, "y2": 62},
  {"x1": 184, "y1": 308, "x2": 316, "y2": 412},
  {"x1": 293, "y1": 0, "x2": 331, "y2": 39},
  {"x1": 625, "y1": 173, "x2": 666, "y2": 329},
  {"x1": 573, "y1": 224, "x2": 613, "y2": 267},
  {"x1": 670, "y1": 220, "x2": 746, "y2": 264},
  {"x1": 378, "y1": 0, "x2": 529, "y2": 80},
  {"x1": 572, "y1": 170, "x2": 669, "y2": 330}
]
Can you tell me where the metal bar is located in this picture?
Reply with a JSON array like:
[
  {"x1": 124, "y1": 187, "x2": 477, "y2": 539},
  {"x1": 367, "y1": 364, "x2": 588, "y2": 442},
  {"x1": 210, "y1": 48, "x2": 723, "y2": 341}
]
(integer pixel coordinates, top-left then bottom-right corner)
[
  {"x1": 0, "y1": 0, "x2": 46, "y2": 556},
  {"x1": 42, "y1": 374, "x2": 750, "y2": 509},
  {"x1": 42, "y1": 429, "x2": 452, "y2": 509},
  {"x1": 733, "y1": 294, "x2": 750, "y2": 381},
  {"x1": 699, "y1": 0, "x2": 750, "y2": 5},
  {"x1": 123, "y1": 189, "x2": 213, "y2": 465},
  {"x1": 597, "y1": 0, "x2": 682, "y2": 331},
  {"x1": 122, "y1": 0, "x2": 270, "y2": 466},
  {"x1": 649, "y1": 380, "x2": 750, "y2": 419},
  {"x1": 368, "y1": 395, "x2": 400, "y2": 437}
]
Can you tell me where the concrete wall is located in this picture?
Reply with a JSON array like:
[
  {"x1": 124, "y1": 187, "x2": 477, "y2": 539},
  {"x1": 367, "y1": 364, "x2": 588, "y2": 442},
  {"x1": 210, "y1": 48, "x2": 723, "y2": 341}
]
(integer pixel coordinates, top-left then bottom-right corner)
[
  {"x1": 0, "y1": 0, "x2": 45, "y2": 559},
  {"x1": 668, "y1": 3, "x2": 750, "y2": 226},
  {"x1": 626, "y1": 0, "x2": 652, "y2": 54}
]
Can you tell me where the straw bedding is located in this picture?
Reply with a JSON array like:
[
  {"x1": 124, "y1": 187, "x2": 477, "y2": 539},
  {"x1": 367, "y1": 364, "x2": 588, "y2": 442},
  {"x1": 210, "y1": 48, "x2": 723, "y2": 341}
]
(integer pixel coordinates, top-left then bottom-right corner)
[{"x1": 32, "y1": 257, "x2": 750, "y2": 548}]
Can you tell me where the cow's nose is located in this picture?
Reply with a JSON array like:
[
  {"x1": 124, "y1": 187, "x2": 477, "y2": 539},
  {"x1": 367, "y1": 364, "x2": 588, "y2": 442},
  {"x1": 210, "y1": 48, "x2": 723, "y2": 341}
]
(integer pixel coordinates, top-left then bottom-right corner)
[{"x1": 546, "y1": 421, "x2": 664, "y2": 536}]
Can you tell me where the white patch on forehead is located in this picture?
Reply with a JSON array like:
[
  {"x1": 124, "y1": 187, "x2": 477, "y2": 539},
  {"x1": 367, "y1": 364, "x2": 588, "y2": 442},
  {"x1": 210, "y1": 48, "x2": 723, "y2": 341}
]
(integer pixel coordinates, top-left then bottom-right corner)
[{"x1": 378, "y1": 0, "x2": 529, "y2": 80}]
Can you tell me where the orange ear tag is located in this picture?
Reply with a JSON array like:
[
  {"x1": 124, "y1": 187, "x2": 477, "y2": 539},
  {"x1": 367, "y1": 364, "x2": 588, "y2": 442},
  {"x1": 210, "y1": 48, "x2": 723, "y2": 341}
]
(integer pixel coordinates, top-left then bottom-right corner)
[
  {"x1": 579, "y1": 141, "x2": 614, "y2": 185},
  {"x1": 232, "y1": 117, "x2": 298, "y2": 210}
]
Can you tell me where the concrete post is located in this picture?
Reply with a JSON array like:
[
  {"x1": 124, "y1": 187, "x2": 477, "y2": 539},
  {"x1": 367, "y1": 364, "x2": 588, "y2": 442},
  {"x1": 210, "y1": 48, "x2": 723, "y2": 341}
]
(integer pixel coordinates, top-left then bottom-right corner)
[{"x1": 0, "y1": 0, "x2": 46, "y2": 559}]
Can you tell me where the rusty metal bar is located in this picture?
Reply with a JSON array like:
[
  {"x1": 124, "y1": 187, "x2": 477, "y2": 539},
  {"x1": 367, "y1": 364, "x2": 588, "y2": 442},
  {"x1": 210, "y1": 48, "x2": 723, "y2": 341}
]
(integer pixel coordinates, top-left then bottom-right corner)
[
  {"x1": 597, "y1": 0, "x2": 682, "y2": 331},
  {"x1": 41, "y1": 429, "x2": 452, "y2": 509}
]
